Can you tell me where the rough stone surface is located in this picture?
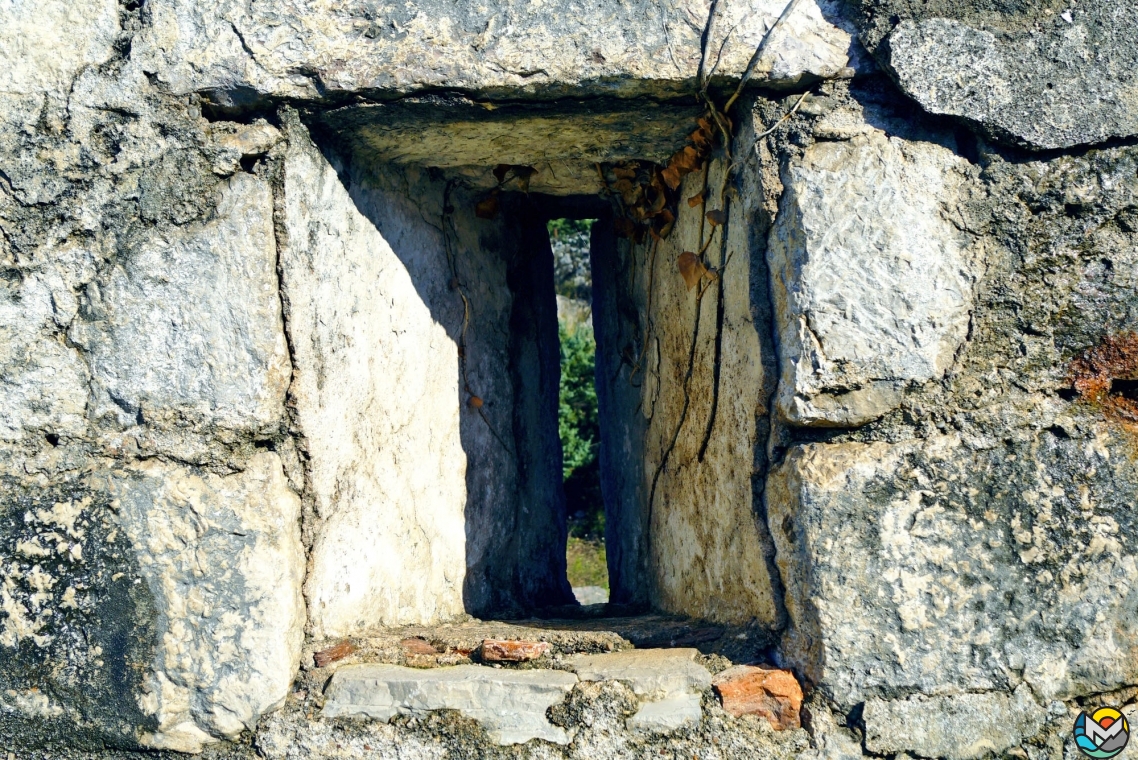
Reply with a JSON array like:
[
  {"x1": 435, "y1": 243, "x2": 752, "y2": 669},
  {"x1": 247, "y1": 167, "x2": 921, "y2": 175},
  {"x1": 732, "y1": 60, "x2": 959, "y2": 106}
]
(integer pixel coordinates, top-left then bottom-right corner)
[
  {"x1": 768, "y1": 433, "x2": 1138, "y2": 708},
  {"x1": 568, "y1": 648, "x2": 711, "y2": 699},
  {"x1": 855, "y1": 0, "x2": 1138, "y2": 150},
  {"x1": 864, "y1": 686, "x2": 1047, "y2": 760},
  {"x1": 103, "y1": 453, "x2": 306, "y2": 752},
  {"x1": 136, "y1": 0, "x2": 853, "y2": 105},
  {"x1": 568, "y1": 648, "x2": 712, "y2": 731},
  {"x1": 278, "y1": 121, "x2": 467, "y2": 636},
  {"x1": 0, "y1": 271, "x2": 90, "y2": 442},
  {"x1": 767, "y1": 128, "x2": 976, "y2": 427},
  {"x1": 593, "y1": 145, "x2": 784, "y2": 625},
  {"x1": 321, "y1": 663, "x2": 578, "y2": 745},
  {"x1": 70, "y1": 173, "x2": 291, "y2": 434},
  {"x1": 712, "y1": 665, "x2": 803, "y2": 728},
  {"x1": 0, "y1": 0, "x2": 120, "y2": 96}
]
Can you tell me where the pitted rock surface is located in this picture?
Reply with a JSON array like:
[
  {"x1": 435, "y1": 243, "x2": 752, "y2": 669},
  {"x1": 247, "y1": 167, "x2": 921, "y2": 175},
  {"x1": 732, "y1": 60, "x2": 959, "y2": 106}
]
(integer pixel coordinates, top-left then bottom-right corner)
[
  {"x1": 768, "y1": 127, "x2": 976, "y2": 427},
  {"x1": 853, "y1": 0, "x2": 1138, "y2": 149}
]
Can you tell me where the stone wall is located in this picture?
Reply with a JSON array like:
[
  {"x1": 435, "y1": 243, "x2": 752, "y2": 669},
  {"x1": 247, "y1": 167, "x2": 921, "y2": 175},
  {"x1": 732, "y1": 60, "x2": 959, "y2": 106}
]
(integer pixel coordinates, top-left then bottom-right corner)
[{"x1": 2, "y1": 0, "x2": 1137, "y2": 756}]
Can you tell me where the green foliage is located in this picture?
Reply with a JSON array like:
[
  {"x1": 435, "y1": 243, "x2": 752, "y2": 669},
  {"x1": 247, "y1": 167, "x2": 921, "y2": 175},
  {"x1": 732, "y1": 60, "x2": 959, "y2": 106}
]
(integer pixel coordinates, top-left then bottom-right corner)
[
  {"x1": 547, "y1": 218, "x2": 594, "y2": 240},
  {"x1": 559, "y1": 323, "x2": 599, "y2": 480},
  {"x1": 558, "y1": 322, "x2": 606, "y2": 540}
]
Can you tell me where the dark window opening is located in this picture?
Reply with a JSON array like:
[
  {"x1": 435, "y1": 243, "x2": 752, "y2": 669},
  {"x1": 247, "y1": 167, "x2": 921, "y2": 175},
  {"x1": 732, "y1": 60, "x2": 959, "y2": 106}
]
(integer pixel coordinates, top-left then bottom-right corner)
[
  {"x1": 549, "y1": 218, "x2": 608, "y2": 604},
  {"x1": 1111, "y1": 378, "x2": 1138, "y2": 402}
]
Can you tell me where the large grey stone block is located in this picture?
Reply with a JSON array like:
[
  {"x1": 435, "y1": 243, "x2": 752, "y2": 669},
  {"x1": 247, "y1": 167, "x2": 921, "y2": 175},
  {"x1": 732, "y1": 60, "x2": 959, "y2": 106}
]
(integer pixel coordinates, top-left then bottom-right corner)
[
  {"x1": 104, "y1": 453, "x2": 306, "y2": 752},
  {"x1": 768, "y1": 433, "x2": 1138, "y2": 709},
  {"x1": 70, "y1": 173, "x2": 290, "y2": 434},
  {"x1": 877, "y1": 4, "x2": 1138, "y2": 150},
  {"x1": 768, "y1": 129, "x2": 976, "y2": 427},
  {"x1": 322, "y1": 664, "x2": 578, "y2": 745},
  {"x1": 278, "y1": 122, "x2": 467, "y2": 636},
  {"x1": 136, "y1": 0, "x2": 853, "y2": 104}
]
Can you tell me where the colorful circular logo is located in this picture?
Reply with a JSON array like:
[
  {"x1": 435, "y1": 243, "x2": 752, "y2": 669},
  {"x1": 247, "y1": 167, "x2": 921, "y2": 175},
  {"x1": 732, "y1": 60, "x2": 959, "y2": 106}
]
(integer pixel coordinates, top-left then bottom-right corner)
[{"x1": 1075, "y1": 707, "x2": 1130, "y2": 759}]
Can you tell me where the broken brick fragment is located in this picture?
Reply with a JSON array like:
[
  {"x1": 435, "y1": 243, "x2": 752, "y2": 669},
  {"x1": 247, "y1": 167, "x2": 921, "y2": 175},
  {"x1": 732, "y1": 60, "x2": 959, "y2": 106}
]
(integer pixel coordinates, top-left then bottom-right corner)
[
  {"x1": 480, "y1": 639, "x2": 551, "y2": 662},
  {"x1": 712, "y1": 665, "x2": 803, "y2": 729},
  {"x1": 313, "y1": 641, "x2": 356, "y2": 668},
  {"x1": 400, "y1": 637, "x2": 439, "y2": 656}
]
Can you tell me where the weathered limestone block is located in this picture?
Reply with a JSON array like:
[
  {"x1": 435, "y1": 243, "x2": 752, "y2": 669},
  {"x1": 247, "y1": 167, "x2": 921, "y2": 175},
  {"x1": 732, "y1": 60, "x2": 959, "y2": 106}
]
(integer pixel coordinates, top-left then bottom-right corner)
[
  {"x1": 104, "y1": 453, "x2": 305, "y2": 752},
  {"x1": 0, "y1": 0, "x2": 120, "y2": 96},
  {"x1": 864, "y1": 1, "x2": 1138, "y2": 150},
  {"x1": 136, "y1": 0, "x2": 852, "y2": 105},
  {"x1": 322, "y1": 664, "x2": 578, "y2": 745},
  {"x1": 278, "y1": 124, "x2": 467, "y2": 636},
  {"x1": 69, "y1": 173, "x2": 290, "y2": 434},
  {"x1": 768, "y1": 129, "x2": 976, "y2": 426},
  {"x1": 0, "y1": 272, "x2": 89, "y2": 442},
  {"x1": 593, "y1": 139, "x2": 783, "y2": 626},
  {"x1": 863, "y1": 686, "x2": 1047, "y2": 760},
  {"x1": 768, "y1": 432, "x2": 1138, "y2": 710}
]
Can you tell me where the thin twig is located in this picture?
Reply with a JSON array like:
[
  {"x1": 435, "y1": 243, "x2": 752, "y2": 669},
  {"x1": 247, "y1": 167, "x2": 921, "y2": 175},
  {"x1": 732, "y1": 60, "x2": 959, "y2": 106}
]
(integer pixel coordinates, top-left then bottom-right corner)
[
  {"x1": 755, "y1": 90, "x2": 811, "y2": 141},
  {"x1": 723, "y1": 0, "x2": 804, "y2": 113}
]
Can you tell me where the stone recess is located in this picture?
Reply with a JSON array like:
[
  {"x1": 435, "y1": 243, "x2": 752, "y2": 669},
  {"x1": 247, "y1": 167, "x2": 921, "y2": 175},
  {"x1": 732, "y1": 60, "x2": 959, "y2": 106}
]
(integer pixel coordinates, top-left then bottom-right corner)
[
  {"x1": 70, "y1": 173, "x2": 291, "y2": 433},
  {"x1": 135, "y1": 0, "x2": 852, "y2": 104},
  {"x1": 863, "y1": 686, "x2": 1047, "y2": 760},
  {"x1": 103, "y1": 452, "x2": 306, "y2": 753},
  {"x1": 321, "y1": 664, "x2": 578, "y2": 745},
  {"x1": 875, "y1": 3, "x2": 1138, "y2": 150},
  {"x1": 768, "y1": 128, "x2": 976, "y2": 427},
  {"x1": 278, "y1": 123, "x2": 467, "y2": 636},
  {"x1": 767, "y1": 432, "x2": 1138, "y2": 709}
]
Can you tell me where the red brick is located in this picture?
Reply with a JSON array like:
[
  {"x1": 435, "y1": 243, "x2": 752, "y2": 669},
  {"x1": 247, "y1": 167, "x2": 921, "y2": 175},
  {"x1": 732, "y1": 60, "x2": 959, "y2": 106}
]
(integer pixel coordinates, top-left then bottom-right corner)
[
  {"x1": 400, "y1": 637, "x2": 439, "y2": 655},
  {"x1": 480, "y1": 639, "x2": 551, "y2": 662},
  {"x1": 712, "y1": 666, "x2": 803, "y2": 729},
  {"x1": 313, "y1": 641, "x2": 355, "y2": 668}
]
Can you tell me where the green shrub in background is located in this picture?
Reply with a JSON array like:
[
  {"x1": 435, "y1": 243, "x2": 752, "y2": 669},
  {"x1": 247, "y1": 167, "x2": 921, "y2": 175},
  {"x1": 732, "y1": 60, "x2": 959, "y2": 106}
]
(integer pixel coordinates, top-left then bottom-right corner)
[
  {"x1": 558, "y1": 323, "x2": 598, "y2": 479},
  {"x1": 558, "y1": 323, "x2": 605, "y2": 540}
]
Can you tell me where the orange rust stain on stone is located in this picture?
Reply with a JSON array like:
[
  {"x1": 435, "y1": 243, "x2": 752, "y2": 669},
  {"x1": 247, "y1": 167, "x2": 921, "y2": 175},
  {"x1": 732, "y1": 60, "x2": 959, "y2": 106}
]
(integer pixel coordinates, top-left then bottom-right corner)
[{"x1": 1069, "y1": 332, "x2": 1138, "y2": 428}]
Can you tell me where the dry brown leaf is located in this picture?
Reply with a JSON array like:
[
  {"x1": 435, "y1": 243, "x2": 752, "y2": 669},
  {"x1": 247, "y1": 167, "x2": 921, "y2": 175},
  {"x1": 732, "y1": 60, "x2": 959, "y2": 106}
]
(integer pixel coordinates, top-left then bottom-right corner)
[
  {"x1": 662, "y1": 164, "x2": 683, "y2": 190},
  {"x1": 706, "y1": 209, "x2": 726, "y2": 227},
  {"x1": 688, "y1": 191, "x2": 705, "y2": 208},
  {"x1": 678, "y1": 251, "x2": 708, "y2": 290},
  {"x1": 673, "y1": 146, "x2": 701, "y2": 171},
  {"x1": 614, "y1": 216, "x2": 636, "y2": 238},
  {"x1": 656, "y1": 209, "x2": 676, "y2": 239},
  {"x1": 612, "y1": 165, "x2": 638, "y2": 180},
  {"x1": 468, "y1": 395, "x2": 484, "y2": 408},
  {"x1": 475, "y1": 192, "x2": 500, "y2": 219}
]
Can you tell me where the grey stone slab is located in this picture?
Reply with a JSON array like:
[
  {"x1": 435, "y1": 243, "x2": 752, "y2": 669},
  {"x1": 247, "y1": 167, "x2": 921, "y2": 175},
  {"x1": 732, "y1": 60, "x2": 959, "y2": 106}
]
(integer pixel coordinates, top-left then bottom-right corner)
[
  {"x1": 864, "y1": 686, "x2": 1047, "y2": 760},
  {"x1": 70, "y1": 173, "x2": 290, "y2": 434},
  {"x1": 135, "y1": 0, "x2": 855, "y2": 105},
  {"x1": 322, "y1": 664, "x2": 579, "y2": 745},
  {"x1": 567, "y1": 648, "x2": 712, "y2": 699}
]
